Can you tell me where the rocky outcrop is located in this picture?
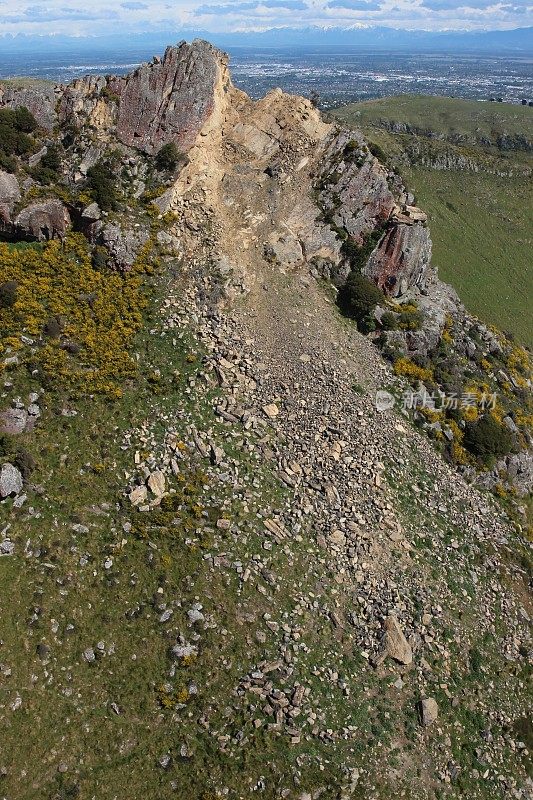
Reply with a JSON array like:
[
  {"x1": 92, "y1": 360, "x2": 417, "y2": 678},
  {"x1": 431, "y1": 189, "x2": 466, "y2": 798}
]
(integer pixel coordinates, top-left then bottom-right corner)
[
  {"x1": 364, "y1": 221, "x2": 432, "y2": 296},
  {"x1": 112, "y1": 42, "x2": 229, "y2": 154},
  {"x1": 319, "y1": 130, "x2": 397, "y2": 243},
  {"x1": 14, "y1": 200, "x2": 70, "y2": 241},
  {"x1": 98, "y1": 222, "x2": 150, "y2": 270},
  {"x1": 0, "y1": 170, "x2": 20, "y2": 222},
  {"x1": 57, "y1": 75, "x2": 114, "y2": 134},
  {"x1": 57, "y1": 41, "x2": 229, "y2": 156},
  {"x1": 0, "y1": 463, "x2": 23, "y2": 498},
  {"x1": 0, "y1": 81, "x2": 59, "y2": 130}
]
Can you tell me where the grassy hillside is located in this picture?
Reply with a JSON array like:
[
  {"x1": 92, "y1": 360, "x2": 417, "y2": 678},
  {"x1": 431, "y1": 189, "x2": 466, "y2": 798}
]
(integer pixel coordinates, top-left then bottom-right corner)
[
  {"x1": 333, "y1": 96, "x2": 533, "y2": 346},
  {"x1": 334, "y1": 94, "x2": 533, "y2": 150}
]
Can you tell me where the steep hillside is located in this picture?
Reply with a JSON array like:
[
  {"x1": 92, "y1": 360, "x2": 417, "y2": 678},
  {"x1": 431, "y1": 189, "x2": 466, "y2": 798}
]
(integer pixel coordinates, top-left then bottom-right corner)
[
  {"x1": 333, "y1": 96, "x2": 533, "y2": 345},
  {"x1": 0, "y1": 44, "x2": 531, "y2": 800}
]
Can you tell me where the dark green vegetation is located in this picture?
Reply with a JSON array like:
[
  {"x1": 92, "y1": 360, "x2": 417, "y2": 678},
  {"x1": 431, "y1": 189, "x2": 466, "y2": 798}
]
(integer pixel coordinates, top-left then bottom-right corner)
[
  {"x1": 333, "y1": 96, "x2": 533, "y2": 346},
  {"x1": 86, "y1": 157, "x2": 119, "y2": 211},
  {"x1": 0, "y1": 106, "x2": 38, "y2": 171},
  {"x1": 337, "y1": 270, "x2": 384, "y2": 329},
  {"x1": 155, "y1": 142, "x2": 184, "y2": 172},
  {"x1": 464, "y1": 414, "x2": 515, "y2": 465}
]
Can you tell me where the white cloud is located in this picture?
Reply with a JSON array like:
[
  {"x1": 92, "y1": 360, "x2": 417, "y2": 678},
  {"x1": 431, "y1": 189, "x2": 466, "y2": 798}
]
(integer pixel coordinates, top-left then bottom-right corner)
[{"x1": 0, "y1": 0, "x2": 530, "y2": 34}]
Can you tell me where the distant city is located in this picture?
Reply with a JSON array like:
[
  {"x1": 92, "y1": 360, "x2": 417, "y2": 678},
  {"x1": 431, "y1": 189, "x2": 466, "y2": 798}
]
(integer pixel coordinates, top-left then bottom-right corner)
[{"x1": 0, "y1": 45, "x2": 532, "y2": 108}]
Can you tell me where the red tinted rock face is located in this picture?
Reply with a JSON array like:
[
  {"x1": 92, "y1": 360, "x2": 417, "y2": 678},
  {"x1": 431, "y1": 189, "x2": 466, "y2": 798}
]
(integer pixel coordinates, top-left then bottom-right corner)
[
  {"x1": 364, "y1": 222, "x2": 432, "y2": 296},
  {"x1": 112, "y1": 41, "x2": 226, "y2": 153},
  {"x1": 57, "y1": 41, "x2": 227, "y2": 155}
]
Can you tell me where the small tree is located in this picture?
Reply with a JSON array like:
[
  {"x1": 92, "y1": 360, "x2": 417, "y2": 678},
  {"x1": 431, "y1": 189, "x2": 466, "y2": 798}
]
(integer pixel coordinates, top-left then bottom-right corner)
[
  {"x1": 86, "y1": 159, "x2": 118, "y2": 211},
  {"x1": 464, "y1": 415, "x2": 514, "y2": 464},
  {"x1": 155, "y1": 142, "x2": 182, "y2": 172},
  {"x1": 337, "y1": 272, "x2": 384, "y2": 326}
]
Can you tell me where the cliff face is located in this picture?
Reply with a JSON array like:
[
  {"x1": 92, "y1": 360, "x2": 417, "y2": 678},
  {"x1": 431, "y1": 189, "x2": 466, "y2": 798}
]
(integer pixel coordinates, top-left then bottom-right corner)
[
  {"x1": 2, "y1": 41, "x2": 229, "y2": 156},
  {"x1": 57, "y1": 41, "x2": 229, "y2": 154}
]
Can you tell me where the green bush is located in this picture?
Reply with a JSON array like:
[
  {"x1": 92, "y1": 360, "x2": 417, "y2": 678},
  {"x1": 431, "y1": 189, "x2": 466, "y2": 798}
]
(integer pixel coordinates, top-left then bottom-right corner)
[
  {"x1": 13, "y1": 448, "x2": 35, "y2": 479},
  {"x1": 32, "y1": 143, "x2": 62, "y2": 184},
  {"x1": 368, "y1": 140, "x2": 388, "y2": 164},
  {"x1": 92, "y1": 246, "x2": 109, "y2": 271},
  {"x1": 398, "y1": 308, "x2": 424, "y2": 331},
  {"x1": 380, "y1": 311, "x2": 398, "y2": 331},
  {"x1": 341, "y1": 224, "x2": 386, "y2": 273},
  {"x1": 0, "y1": 280, "x2": 18, "y2": 308},
  {"x1": 463, "y1": 415, "x2": 515, "y2": 464},
  {"x1": 0, "y1": 107, "x2": 38, "y2": 171},
  {"x1": 86, "y1": 159, "x2": 118, "y2": 211},
  {"x1": 337, "y1": 272, "x2": 384, "y2": 325},
  {"x1": 155, "y1": 142, "x2": 182, "y2": 172},
  {"x1": 13, "y1": 106, "x2": 38, "y2": 133}
]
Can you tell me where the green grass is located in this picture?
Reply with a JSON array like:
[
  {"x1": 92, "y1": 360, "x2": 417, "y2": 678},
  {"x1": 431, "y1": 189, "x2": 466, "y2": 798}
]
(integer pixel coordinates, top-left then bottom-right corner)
[
  {"x1": 402, "y1": 167, "x2": 533, "y2": 345},
  {"x1": 332, "y1": 95, "x2": 533, "y2": 346},
  {"x1": 334, "y1": 94, "x2": 533, "y2": 150}
]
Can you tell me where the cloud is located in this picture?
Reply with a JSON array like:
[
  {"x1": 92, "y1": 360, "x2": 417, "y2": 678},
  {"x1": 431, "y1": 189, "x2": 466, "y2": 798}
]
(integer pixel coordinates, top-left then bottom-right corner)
[
  {"x1": 420, "y1": 0, "x2": 499, "y2": 9},
  {"x1": 196, "y1": 0, "x2": 308, "y2": 12},
  {"x1": 327, "y1": 0, "x2": 382, "y2": 10},
  {"x1": 0, "y1": 0, "x2": 530, "y2": 35}
]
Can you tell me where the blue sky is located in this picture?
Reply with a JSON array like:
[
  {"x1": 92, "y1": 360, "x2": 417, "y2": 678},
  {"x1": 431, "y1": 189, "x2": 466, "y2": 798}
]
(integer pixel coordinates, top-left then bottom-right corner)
[{"x1": 0, "y1": 0, "x2": 530, "y2": 34}]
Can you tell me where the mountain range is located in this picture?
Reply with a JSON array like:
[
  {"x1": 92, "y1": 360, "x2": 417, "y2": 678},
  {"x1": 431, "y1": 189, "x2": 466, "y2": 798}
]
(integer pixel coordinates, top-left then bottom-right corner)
[{"x1": 0, "y1": 25, "x2": 531, "y2": 54}]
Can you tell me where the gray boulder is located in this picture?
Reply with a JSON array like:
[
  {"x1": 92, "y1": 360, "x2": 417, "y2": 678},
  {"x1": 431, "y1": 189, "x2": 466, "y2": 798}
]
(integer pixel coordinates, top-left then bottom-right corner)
[
  {"x1": 0, "y1": 463, "x2": 23, "y2": 498},
  {"x1": 99, "y1": 222, "x2": 150, "y2": 270},
  {"x1": 0, "y1": 170, "x2": 21, "y2": 222},
  {"x1": 14, "y1": 199, "x2": 70, "y2": 241}
]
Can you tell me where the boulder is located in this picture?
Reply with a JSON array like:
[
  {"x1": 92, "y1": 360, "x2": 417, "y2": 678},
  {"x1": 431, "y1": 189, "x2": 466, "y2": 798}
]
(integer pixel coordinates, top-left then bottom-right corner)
[
  {"x1": 129, "y1": 485, "x2": 148, "y2": 506},
  {"x1": 14, "y1": 199, "x2": 70, "y2": 241},
  {"x1": 0, "y1": 408, "x2": 29, "y2": 435},
  {"x1": 381, "y1": 614, "x2": 413, "y2": 665},
  {"x1": 0, "y1": 170, "x2": 21, "y2": 222},
  {"x1": 0, "y1": 463, "x2": 23, "y2": 498},
  {"x1": 147, "y1": 470, "x2": 166, "y2": 497},
  {"x1": 421, "y1": 697, "x2": 439, "y2": 726},
  {"x1": 98, "y1": 222, "x2": 150, "y2": 270}
]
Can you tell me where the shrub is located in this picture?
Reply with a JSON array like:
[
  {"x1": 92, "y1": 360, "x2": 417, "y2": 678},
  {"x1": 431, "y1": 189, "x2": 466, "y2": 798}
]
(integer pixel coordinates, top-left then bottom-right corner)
[
  {"x1": 380, "y1": 311, "x2": 398, "y2": 331},
  {"x1": 394, "y1": 357, "x2": 433, "y2": 383},
  {"x1": 32, "y1": 143, "x2": 62, "y2": 184},
  {"x1": 43, "y1": 317, "x2": 62, "y2": 338},
  {"x1": 463, "y1": 415, "x2": 515, "y2": 464},
  {"x1": 341, "y1": 224, "x2": 386, "y2": 273},
  {"x1": 337, "y1": 272, "x2": 384, "y2": 325},
  {"x1": 155, "y1": 142, "x2": 182, "y2": 172},
  {"x1": 0, "y1": 280, "x2": 18, "y2": 308},
  {"x1": 13, "y1": 448, "x2": 36, "y2": 479},
  {"x1": 0, "y1": 234, "x2": 153, "y2": 398},
  {"x1": 0, "y1": 433, "x2": 15, "y2": 458},
  {"x1": 13, "y1": 106, "x2": 38, "y2": 133},
  {"x1": 0, "y1": 106, "x2": 37, "y2": 169},
  {"x1": 92, "y1": 246, "x2": 109, "y2": 271},
  {"x1": 367, "y1": 140, "x2": 388, "y2": 163},
  {"x1": 86, "y1": 159, "x2": 118, "y2": 210},
  {"x1": 398, "y1": 304, "x2": 424, "y2": 331}
]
